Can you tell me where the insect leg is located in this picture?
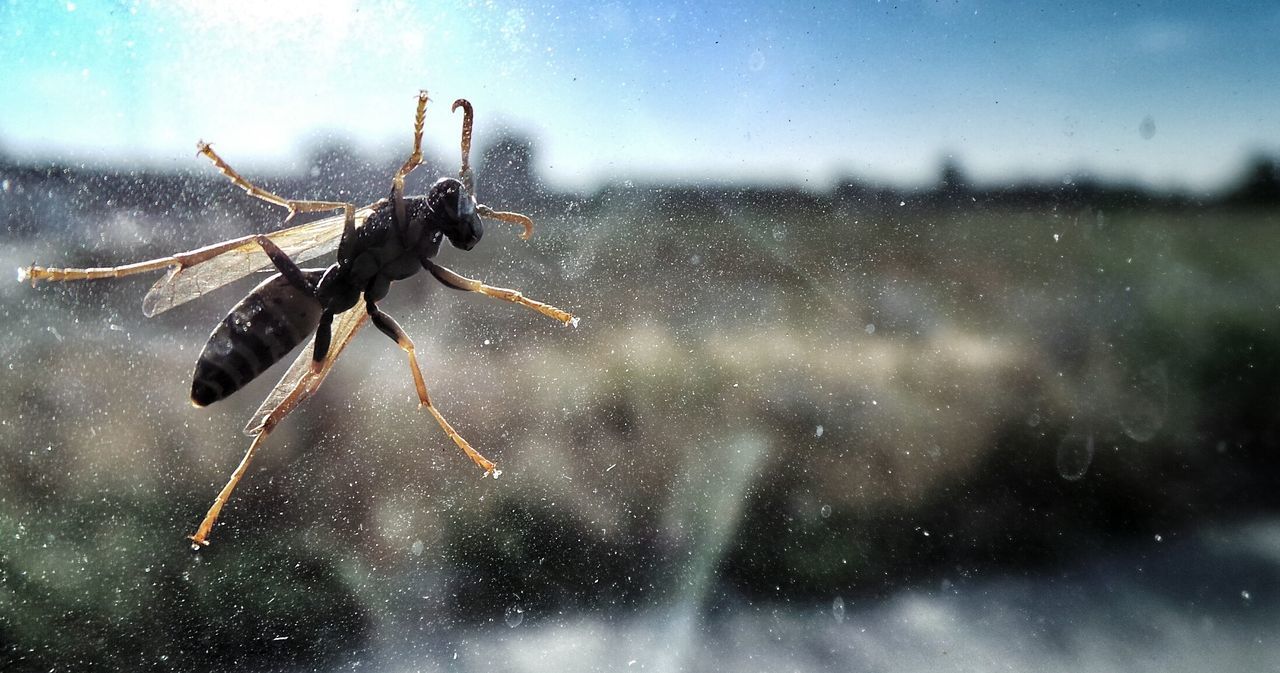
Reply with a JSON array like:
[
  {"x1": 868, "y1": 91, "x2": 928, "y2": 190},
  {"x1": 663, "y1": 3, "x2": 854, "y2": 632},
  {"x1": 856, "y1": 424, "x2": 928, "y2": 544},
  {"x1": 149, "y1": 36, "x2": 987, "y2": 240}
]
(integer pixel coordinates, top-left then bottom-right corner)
[
  {"x1": 366, "y1": 301, "x2": 498, "y2": 476},
  {"x1": 313, "y1": 310, "x2": 334, "y2": 368},
  {"x1": 425, "y1": 261, "x2": 577, "y2": 326},
  {"x1": 390, "y1": 91, "x2": 431, "y2": 228},
  {"x1": 188, "y1": 430, "x2": 269, "y2": 550},
  {"x1": 20, "y1": 233, "x2": 265, "y2": 286},
  {"x1": 22, "y1": 255, "x2": 185, "y2": 285},
  {"x1": 197, "y1": 141, "x2": 355, "y2": 223},
  {"x1": 337, "y1": 199, "x2": 385, "y2": 266},
  {"x1": 392, "y1": 90, "x2": 430, "y2": 195},
  {"x1": 192, "y1": 308, "x2": 369, "y2": 548},
  {"x1": 254, "y1": 235, "x2": 317, "y2": 295}
]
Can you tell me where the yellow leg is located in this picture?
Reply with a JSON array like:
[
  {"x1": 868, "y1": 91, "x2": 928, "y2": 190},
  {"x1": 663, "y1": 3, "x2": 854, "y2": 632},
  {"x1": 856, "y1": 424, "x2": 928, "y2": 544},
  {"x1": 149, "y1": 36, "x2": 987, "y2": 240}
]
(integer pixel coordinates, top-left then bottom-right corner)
[
  {"x1": 427, "y1": 262, "x2": 577, "y2": 326},
  {"x1": 197, "y1": 141, "x2": 354, "y2": 223},
  {"x1": 403, "y1": 335, "x2": 497, "y2": 474},
  {"x1": 391, "y1": 90, "x2": 430, "y2": 225},
  {"x1": 188, "y1": 431, "x2": 268, "y2": 549},
  {"x1": 191, "y1": 310, "x2": 370, "y2": 549},
  {"x1": 22, "y1": 255, "x2": 190, "y2": 286},
  {"x1": 19, "y1": 231, "x2": 275, "y2": 286},
  {"x1": 368, "y1": 305, "x2": 498, "y2": 475},
  {"x1": 393, "y1": 90, "x2": 430, "y2": 194}
]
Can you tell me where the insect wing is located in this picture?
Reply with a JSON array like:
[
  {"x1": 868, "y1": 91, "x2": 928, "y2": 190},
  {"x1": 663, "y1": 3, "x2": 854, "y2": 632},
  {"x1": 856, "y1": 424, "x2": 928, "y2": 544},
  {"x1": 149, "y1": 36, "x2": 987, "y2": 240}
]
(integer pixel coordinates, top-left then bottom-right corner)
[
  {"x1": 141, "y1": 207, "x2": 374, "y2": 317},
  {"x1": 243, "y1": 303, "x2": 369, "y2": 436}
]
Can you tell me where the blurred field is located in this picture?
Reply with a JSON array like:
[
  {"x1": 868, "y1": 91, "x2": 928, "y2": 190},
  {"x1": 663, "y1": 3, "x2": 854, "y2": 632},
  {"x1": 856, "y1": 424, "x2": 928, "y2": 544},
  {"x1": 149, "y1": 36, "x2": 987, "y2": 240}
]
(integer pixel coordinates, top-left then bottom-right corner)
[{"x1": 1, "y1": 162, "x2": 1279, "y2": 670}]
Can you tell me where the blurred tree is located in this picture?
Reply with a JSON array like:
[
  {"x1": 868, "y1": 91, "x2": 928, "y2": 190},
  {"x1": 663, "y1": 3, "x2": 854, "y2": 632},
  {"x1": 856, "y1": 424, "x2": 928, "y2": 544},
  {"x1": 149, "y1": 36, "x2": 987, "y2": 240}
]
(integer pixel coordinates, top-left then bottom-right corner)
[
  {"x1": 938, "y1": 155, "x2": 969, "y2": 196},
  {"x1": 1225, "y1": 154, "x2": 1280, "y2": 206},
  {"x1": 305, "y1": 138, "x2": 358, "y2": 186},
  {"x1": 476, "y1": 133, "x2": 540, "y2": 208}
]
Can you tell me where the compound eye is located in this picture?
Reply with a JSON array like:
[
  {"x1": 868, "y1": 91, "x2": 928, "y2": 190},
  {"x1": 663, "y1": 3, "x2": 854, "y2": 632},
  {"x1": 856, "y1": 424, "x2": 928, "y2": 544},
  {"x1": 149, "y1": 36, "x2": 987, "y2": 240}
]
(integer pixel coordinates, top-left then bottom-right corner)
[
  {"x1": 428, "y1": 177, "x2": 467, "y2": 219},
  {"x1": 458, "y1": 192, "x2": 477, "y2": 219},
  {"x1": 443, "y1": 185, "x2": 462, "y2": 218}
]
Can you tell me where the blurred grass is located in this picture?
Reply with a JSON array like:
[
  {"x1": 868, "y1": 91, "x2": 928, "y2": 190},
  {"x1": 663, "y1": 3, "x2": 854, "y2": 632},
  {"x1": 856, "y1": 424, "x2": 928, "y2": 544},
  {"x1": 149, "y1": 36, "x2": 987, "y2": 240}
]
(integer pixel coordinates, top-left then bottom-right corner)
[{"x1": 2, "y1": 187, "x2": 1279, "y2": 669}]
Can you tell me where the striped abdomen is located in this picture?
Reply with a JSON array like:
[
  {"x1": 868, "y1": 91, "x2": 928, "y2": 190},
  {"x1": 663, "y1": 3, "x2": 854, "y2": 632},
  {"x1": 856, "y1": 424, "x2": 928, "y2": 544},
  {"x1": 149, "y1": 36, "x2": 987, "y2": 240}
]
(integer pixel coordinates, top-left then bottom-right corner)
[{"x1": 190, "y1": 270, "x2": 326, "y2": 407}]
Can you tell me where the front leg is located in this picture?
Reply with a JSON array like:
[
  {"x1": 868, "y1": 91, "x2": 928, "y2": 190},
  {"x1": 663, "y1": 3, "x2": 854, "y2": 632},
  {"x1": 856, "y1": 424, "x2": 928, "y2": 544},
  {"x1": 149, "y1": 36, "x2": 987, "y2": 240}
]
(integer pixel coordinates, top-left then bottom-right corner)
[
  {"x1": 392, "y1": 90, "x2": 431, "y2": 228},
  {"x1": 424, "y1": 260, "x2": 577, "y2": 326}
]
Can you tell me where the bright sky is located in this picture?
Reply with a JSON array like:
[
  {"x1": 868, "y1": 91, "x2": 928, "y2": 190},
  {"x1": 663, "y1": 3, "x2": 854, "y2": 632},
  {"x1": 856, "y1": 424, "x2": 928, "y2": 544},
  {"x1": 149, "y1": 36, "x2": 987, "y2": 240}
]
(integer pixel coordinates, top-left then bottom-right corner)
[{"x1": 2, "y1": 0, "x2": 1278, "y2": 191}]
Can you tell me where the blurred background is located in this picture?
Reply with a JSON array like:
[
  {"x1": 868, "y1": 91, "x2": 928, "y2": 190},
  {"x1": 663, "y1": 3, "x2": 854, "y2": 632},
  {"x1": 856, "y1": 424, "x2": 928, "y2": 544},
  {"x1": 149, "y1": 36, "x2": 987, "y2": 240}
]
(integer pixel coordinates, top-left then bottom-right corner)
[{"x1": 2, "y1": 2, "x2": 1279, "y2": 671}]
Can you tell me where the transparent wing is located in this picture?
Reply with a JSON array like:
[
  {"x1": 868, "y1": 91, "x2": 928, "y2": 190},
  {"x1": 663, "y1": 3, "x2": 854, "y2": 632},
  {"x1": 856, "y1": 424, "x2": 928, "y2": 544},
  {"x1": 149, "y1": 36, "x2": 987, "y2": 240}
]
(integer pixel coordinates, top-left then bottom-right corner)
[
  {"x1": 243, "y1": 302, "x2": 369, "y2": 436},
  {"x1": 141, "y1": 206, "x2": 376, "y2": 317}
]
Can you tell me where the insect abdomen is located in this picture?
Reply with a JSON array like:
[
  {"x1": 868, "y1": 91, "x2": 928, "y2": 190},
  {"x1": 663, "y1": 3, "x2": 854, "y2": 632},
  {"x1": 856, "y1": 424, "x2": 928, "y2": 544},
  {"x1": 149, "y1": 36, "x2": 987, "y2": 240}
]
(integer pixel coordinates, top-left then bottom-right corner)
[{"x1": 191, "y1": 270, "x2": 326, "y2": 407}]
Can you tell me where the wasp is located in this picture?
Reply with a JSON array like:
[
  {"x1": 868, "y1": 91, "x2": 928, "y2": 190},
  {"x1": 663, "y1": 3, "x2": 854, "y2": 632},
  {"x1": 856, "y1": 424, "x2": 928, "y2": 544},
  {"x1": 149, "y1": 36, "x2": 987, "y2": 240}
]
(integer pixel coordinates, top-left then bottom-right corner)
[{"x1": 20, "y1": 91, "x2": 577, "y2": 549}]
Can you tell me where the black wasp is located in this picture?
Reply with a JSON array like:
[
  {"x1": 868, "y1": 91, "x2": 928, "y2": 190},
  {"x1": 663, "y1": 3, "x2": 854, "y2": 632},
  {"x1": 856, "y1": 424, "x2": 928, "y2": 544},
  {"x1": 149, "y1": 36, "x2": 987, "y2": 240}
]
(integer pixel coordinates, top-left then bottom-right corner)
[{"x1": 22, "y1": 91, "x2": 577, "y2": 548}]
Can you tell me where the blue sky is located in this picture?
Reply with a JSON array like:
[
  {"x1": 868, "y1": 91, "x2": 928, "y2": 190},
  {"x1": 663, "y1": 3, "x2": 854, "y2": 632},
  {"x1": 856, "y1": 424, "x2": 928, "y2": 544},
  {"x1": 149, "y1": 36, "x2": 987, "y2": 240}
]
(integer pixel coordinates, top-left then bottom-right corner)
[{"x1": 1, "y1": 0, "x2": 1278, "y2": 191}]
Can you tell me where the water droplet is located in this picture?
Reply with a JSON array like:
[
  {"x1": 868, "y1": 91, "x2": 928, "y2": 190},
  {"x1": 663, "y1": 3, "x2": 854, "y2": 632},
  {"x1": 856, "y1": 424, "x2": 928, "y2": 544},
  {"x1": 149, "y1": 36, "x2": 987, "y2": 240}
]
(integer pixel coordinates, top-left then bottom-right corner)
[
  {"x1": 410, "y1": 540, "x2": 424, "y2": 556},
  {"x1": 504, "y1": 604, "x2": 525, "y2": 628},
  {"x1": 1053, "y1": 233, "x2": 1061, "y2": 242},
  {"x1": 1154, "y1": 534, "x2": 1163, "y2": 543},
  {"x1": 815, "y1": 425, "x2": 824, "y2": 437},
  {"x1": 772, "y1": 227, "x2": 786, "y2": 241},
  {"x1": 832, "y1": 596, "x2": 846, "y2": 623},
  {"x1": 820, "y1": 504, "x2": 832, "y2": 518},
  {"x1": 748, "y1": 50, "x2": 766, "y2": 71},
  {"x1": 1241, "y1": 590, "x2": 1252, "y2": 601},
  {"x1": 1056, "y1": 429, "x2": 1095, "y2": 481},
  {"x1": 1139, "y1": 115, "x2": 1156, "y2": 140},
  {"x1": 1027, "y1": 413, "x2": 1041, "y2": 427},
  {"x1": 864, "y1": 323, "x2": 876, "y2": 335}
]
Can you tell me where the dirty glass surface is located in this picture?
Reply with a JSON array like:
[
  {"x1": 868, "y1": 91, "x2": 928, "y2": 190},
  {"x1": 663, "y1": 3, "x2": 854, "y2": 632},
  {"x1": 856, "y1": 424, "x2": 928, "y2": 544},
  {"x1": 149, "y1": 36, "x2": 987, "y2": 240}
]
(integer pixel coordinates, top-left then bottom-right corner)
[{"x1": 2, "y1": 2, "x2": 1279, "y2": 671}]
